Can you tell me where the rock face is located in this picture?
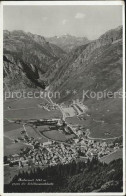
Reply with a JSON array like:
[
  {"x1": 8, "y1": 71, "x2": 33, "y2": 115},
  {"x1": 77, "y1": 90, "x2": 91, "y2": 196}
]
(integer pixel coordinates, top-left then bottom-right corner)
[
  {"x1": 3, "y1": 30, "x2": 66, "y2": 90},
  {"x1": 46, "y1": 34, "x2": 89, "y2": 53}
]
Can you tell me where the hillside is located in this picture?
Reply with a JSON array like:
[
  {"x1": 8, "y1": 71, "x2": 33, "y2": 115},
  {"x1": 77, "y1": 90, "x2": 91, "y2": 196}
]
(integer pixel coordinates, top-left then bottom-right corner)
[
  {"x1": 3, "y1": 26, "x2": 123, "y2": 138},
  {"x1": 46, "y1": 34, "x2": 89, "y2": 53},
  {"x1": 4, "y1": 158, "x2": 123, "y2": 193},
  {"x1": 3, "y1": 30, "x2": 66, "y2": 90},
  {"x1": 48, "y1": 26, "x2": 123, "y2": 138},
  {"x1": 49, "y1": 26, "x2": 122, "y2": 99}
]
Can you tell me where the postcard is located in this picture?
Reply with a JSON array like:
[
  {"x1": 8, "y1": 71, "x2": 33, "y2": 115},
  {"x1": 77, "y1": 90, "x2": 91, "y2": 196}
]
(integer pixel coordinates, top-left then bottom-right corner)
[{"x1": 0, "y1": 0, "x2": 125, "y2": 195}]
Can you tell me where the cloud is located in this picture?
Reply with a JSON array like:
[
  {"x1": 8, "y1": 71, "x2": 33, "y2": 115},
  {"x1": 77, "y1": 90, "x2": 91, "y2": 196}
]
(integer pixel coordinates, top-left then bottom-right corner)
[
  {"x1": 62, "y1": 19, "x2": 67, "y2": 25},
  {"x1": 75, "y1": 13, "x2": 85, "y2": 19}
]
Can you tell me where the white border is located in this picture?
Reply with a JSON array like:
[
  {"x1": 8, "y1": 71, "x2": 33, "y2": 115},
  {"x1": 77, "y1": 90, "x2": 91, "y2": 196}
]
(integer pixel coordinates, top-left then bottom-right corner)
[
  {"x1": 0, "y1": 0, "x2": 4, "y2": 195},
  {"x1": 0, "y1": 1, "x2": 125, "y2": 196},
  {"x1": 1, "y1": 1, "x2": 125, "y2": 6},
  {"x1": 122, "y1": 1, "x2": 125, "y2": 196}
]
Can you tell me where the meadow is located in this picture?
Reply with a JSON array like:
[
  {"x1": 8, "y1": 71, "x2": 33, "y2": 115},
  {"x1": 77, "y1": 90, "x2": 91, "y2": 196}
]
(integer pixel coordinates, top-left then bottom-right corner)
[
  {"x1": 5, "y1": 106, "x2": 62, "y2": 120},
  {"x1": 4, "y1": 97, "x2": 48, "y2": 110},
  {"x1": 4, "y1": 127, "x2": 23, "y2": 140},
  {"x1": 4, "y1": 120, "x2": 22, "y2": 132},
  {"x1": 25, "y1": 125, "x2": 41, "y2": 139},
  {"x1": 88, "y1": 122, "x2": 122, "y2": 139},
  {"x1": 42, "y1": 130, "x2": 72, "y2": 142},
  {"x1": 4, "y1": 97, "x2": 62, "y2": 120},
  {"x1": 4, "y1": 141, "x2": 32, "y2": 156},
  {"x1": 100, "y1": 148, "x2": 123, "y2": 163},
  {"x1": 66, "y1": 114, "x2": 122, "y2": 139}
]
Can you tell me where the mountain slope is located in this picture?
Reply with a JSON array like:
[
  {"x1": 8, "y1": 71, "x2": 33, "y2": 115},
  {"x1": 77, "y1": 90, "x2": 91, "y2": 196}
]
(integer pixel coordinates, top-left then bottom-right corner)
[
  {"x1": 5, "y1": 158, "x2": 123, "y2": 193},
  {"x1": 3, "y1": 30, "x2": 66, "y2": 90},
  {"x1": 48, "y1": 26, "x2": 123, "y2": 138},
  {"x1": 49, "y1": 26, "x2": 122, "y2": 102}
]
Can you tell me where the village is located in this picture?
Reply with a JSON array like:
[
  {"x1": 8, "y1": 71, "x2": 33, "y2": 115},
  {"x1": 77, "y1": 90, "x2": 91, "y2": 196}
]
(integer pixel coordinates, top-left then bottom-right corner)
[
  {"x1": 5, "y1": 121, "x2": 120, "y2": 169},
  {"x1": 4, "y1": 99, "x2": 121, "y2": 169}
]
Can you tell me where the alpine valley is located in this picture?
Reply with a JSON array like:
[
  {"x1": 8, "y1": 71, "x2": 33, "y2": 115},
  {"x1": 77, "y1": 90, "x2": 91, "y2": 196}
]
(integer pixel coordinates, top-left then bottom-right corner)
[{"x1": 4, "y1": 26, "x2": 123, "y2": 193}]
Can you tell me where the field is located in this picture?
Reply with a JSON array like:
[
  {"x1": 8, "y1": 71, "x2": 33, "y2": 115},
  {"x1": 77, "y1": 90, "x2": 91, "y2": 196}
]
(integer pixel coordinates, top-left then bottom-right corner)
[
  {"x1": 66, "y1": 116, "x2": 90, "y2": 126},
  {"x1": 25, "y1": 125, "x2": 49, "y2": 144},
  {"x1": 100, "y1": 149, "x2": 123, "y2": 164},
  {"x1": 4, "y1": 107, "x2": 62, "y2": 120},
  {"x1": 25, "y1": 125, "x2": 40, "y2": 139},
  {"x1": 86, "y1": 97, "x2": 122, "y2": 139},
  {"x1": 66, "y1": 111, "x2": 122, "y2": 139},
  {"x1": 4, "y1": 120, "x2": 22, "y2": 132},
  {"x1": 4, "y1": 137, "x2": 13, "y2": 146},
  {"x1": 42, "y1": 130, "x2": 73, "y2": 142},
  {"x1": 37, "y1": 137, "x2": 48, "y2": 144},
  {"x1": 4, "y1": 127, "x2": 23, "y2": 140},
  {"x1": 37, "y1": 125, "x2": 50, "y2": 132},
  {"x1": 4, "y1": 141, "x2": 32, "y2": 156},
  {"x1": 4, "y1": 97, "x2": 62, "y2": 120},
  {"x1": 4, "y1": 98, "x2": 18, "y2": 110},
  {"x1": 88, "y1": 122, "x2": 122, "y2": 139},
  {"x1": 4, "y1": 97, "x2": 48, "y2": 110}
]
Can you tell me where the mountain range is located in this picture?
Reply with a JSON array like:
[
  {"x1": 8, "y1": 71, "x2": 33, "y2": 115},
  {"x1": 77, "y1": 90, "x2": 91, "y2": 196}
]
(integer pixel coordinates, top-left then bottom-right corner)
[{"x1": 46, "y1": 34, "x2": 89, "y2": 53}]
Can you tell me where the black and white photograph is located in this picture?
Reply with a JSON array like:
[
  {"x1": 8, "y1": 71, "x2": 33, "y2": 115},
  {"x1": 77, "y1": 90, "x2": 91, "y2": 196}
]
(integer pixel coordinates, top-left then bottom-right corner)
[{"x1": 1, "y1": 0, "x2": 125, "y2": 194}]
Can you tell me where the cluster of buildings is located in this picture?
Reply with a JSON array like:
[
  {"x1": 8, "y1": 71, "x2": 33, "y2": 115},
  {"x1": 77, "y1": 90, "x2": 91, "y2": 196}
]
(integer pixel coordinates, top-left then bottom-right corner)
[
  {"x1": 8, "y1": 120, "x2": 120, "y2": 169},
  {"x1": 38, "y1": 102, "x2": 58, "y2": 111},
  {"x1": 73, "y1": 136, "x2": 120, "y2": 159},
  {"x1": 8, "y1": 139, "x2": 79, "y2": 168},
  {"x1": 67, "y1": 125, "x2": 87, "y2": 138},
  {"x1": 9, "y1": 130, "x2": 120, "y2": 169},
  {"x1": 42, "y1": 143, "x2": 78, "y2": 165},
  {"x1": 60, "y1": 99, "x2": 88, "y2": 117}
]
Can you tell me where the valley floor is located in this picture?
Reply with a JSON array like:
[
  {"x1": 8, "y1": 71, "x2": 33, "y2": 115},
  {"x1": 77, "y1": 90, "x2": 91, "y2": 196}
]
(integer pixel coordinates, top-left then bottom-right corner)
[{"x1": 4, "y1": 96, "x2": 123, "y2": 185}]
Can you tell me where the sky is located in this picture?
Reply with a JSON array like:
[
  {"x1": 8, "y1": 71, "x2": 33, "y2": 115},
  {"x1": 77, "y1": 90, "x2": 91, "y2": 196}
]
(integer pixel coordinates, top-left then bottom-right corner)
[{"x1": 3, "y1": 5, "x2": 122, "y2": 40}]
